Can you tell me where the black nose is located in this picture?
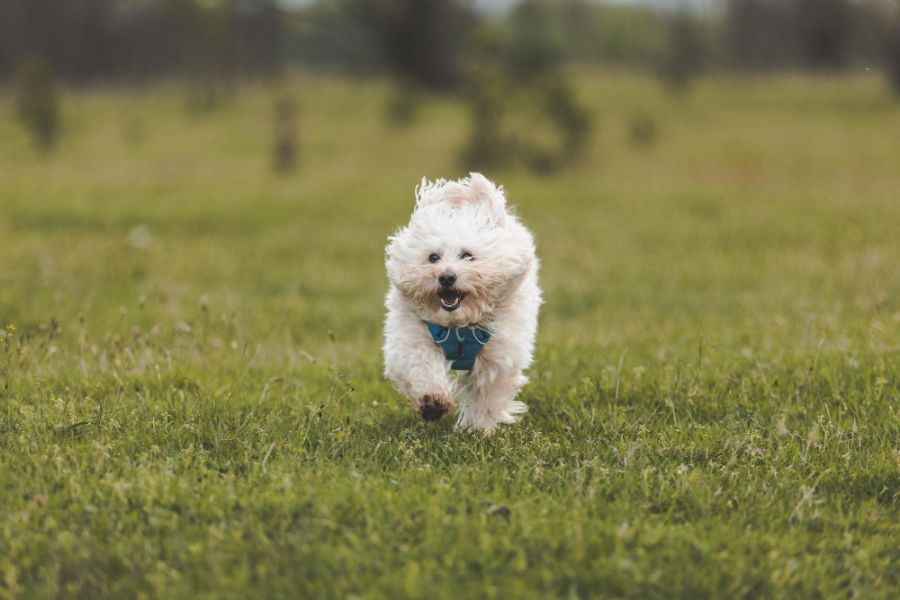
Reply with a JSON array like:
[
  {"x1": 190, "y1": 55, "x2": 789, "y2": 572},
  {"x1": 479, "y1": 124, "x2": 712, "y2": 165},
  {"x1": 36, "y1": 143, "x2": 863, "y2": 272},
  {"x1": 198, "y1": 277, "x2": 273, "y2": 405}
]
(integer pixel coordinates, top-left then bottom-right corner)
[{"x1": 438, "y1": 272, "x2": 457, "y2": 288}]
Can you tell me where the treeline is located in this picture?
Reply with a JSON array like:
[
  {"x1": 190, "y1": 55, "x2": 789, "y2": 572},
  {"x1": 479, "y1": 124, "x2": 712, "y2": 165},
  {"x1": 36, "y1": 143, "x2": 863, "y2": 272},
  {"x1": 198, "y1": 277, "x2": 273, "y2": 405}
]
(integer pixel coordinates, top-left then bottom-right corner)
[
  {"x1": 724, "y1": 0, "x2": 899, "y2": 71},
  {"x1": 307, "y1": 0, "x2": 900, "y2": 93},
  {"x1": 0, "y1": 0, "x2": 284, "y2": 83},
  {"x1": 1, "y1": 0, "x2": 899, "y2": 87}
]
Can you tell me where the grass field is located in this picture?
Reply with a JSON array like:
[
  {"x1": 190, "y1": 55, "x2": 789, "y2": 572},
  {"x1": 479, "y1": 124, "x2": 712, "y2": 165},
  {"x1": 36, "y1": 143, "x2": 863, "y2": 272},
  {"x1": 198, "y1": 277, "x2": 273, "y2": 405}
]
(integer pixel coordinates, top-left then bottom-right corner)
[{"x1": 0, "y1": 71, "x2": 898, "y2": 598}]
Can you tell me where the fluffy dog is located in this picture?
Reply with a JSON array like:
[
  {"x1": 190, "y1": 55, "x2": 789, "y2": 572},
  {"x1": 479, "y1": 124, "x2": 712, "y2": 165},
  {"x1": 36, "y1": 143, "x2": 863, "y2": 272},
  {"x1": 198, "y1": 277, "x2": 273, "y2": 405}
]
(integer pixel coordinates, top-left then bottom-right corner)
[{"x1": 383, "y1": 173, "x2": 541, "y2": 434}]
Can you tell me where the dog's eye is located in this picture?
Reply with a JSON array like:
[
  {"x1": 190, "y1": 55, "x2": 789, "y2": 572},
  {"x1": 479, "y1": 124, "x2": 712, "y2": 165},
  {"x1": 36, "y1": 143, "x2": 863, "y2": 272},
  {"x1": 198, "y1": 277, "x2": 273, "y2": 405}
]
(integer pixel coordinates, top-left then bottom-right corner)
[
  {"x1": 460, "y1": 251, "x2": 474, "y2": 261},
  {"x1": 428, "y1": 253, "x2": 440, "y2": 264}
]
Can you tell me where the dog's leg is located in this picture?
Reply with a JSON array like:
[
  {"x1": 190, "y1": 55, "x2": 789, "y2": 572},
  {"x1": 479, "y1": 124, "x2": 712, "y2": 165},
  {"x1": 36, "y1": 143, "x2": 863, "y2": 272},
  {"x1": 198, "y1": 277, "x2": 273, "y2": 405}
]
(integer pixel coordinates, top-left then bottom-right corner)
[
  {"x1": 384, "y1": 311, "x2": 454, "y2": 421},
  {"x1": 385, "y1": 348, "x2": 453, "y2": 420},
  {"x1": 456, "y1": 359, "x2": 528, "y2": 434}
]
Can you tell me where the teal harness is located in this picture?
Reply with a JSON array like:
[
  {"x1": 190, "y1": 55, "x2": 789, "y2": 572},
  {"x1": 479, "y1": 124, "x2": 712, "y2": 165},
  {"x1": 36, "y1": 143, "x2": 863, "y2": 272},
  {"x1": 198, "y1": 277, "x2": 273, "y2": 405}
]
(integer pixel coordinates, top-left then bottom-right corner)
[{"x1": 425, "y1": 321, "x2": 494, "y2": 371}]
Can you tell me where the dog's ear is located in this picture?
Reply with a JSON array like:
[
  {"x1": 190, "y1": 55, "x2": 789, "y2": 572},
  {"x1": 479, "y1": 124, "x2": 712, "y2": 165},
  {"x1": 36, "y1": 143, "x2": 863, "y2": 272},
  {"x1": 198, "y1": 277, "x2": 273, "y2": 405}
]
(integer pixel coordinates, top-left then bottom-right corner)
[
  {"x1": 466, "y1": 172, "x2": 505, "y2": 205},
  {"x1": 415, "y1": 173, "x2": 508, "y2": 223},
  {"x1": 465, "y1": 172, "x2": 507, "y2": 224},
  {"x1": 415, "y1": 177, "x2": 449, "y2": 208}
]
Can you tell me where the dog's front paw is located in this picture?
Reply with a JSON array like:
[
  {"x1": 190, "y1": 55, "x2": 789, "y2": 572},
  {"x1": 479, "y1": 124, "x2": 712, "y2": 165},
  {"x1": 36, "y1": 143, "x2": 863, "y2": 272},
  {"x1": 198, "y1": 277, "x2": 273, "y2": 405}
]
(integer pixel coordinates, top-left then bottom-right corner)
[{"x1": 417, "y1": 393, "x2": 454, "y2": 421}]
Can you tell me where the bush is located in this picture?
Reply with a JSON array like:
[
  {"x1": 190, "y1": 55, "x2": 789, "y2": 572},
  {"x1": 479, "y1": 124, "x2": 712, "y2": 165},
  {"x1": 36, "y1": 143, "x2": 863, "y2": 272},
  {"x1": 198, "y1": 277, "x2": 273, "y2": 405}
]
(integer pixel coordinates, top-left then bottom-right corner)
[
  {"x1": 273, "y1": 94, "x2": 298, "y2": 173},
  {"x1": 460, "y1": 64, "x2": 512, "y2": 170},
  {"x1": 459, "y1": 12, "x2": 592, "y2": 175},
  {"x1": 543, "y1": 78, "x2": 592, "y2": 163},
  {"x1": 628, "y1": 112, "x2": 659, "y2": 149},
  {"x1": 15, "y1": 57, "x2": 61, "y2": 152},
  {"x1": 385, "y1": 83, "x2": 418, "y2": 127},
  {"x1": 658, "y1": 11, "x2": 704, "y2": 91},
  {"x1": 460, "y1": 71, "x2": 592, "y2": 175}
]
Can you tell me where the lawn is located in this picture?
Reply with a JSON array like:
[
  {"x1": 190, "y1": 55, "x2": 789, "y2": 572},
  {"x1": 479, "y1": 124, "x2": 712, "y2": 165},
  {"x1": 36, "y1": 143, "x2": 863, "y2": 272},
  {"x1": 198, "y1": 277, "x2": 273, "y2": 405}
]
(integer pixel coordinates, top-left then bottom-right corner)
[{"x1": 0, "y1": 71, "x2": 898, "y2": 598}]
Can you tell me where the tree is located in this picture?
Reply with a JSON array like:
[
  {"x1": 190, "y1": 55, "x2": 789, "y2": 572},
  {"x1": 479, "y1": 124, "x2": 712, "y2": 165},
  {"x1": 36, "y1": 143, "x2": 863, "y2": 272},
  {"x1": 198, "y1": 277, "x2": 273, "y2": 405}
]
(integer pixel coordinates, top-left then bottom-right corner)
[
  {"x1": 459, "y1": 3, "x2": 592, "y2": 174},
  {"x1": 887, "y1": 23, "x2": 900, "y2": 95},
  {"x1": 658, "y1": 10, "x2": 704, "y2": 90},
  {"x1": 795, "y1": 0, "x2": 855, "y2": 69},
  {"x1": 343, "y1": 0, "x2": 474, "y2": 90}
]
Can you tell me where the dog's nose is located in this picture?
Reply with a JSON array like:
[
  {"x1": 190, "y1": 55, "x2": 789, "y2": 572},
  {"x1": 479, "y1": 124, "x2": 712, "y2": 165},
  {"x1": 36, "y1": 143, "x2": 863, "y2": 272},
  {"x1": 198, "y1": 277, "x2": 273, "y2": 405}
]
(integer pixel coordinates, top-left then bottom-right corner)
[{"x1": 438, "y1": 272, "x2": 457, "y2": 288}]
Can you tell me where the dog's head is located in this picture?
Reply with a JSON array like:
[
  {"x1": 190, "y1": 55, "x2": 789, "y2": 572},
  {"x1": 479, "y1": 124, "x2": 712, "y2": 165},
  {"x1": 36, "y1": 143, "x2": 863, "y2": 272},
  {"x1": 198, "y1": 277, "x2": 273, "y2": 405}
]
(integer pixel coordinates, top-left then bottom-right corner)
[{"x1": 386, "y1": 173, "x2": 536, "y2": 326}]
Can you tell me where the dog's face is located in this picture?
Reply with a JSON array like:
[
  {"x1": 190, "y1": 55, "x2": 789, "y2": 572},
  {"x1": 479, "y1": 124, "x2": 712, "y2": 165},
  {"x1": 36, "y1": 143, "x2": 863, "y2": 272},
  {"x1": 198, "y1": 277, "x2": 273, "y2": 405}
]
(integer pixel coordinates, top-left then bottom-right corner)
[{"x1": 386, "y1": 173, "x2": 535, "y2": 326}]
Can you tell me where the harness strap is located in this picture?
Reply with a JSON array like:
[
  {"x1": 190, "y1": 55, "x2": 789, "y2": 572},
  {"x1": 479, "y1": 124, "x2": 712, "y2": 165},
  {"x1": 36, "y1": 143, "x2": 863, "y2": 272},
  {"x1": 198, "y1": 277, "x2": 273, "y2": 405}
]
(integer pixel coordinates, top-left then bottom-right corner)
[{"x1": 425, "y1": 321, "x2": 493, "y2": 371}]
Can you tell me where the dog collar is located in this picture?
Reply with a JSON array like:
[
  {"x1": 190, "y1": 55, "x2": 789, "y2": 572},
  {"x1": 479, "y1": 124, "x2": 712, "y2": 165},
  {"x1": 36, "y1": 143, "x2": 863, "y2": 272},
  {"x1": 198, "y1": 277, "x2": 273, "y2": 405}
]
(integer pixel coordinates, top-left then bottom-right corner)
[{"x1": 425, "y1": 321, "x2": 493, "y2": 371}]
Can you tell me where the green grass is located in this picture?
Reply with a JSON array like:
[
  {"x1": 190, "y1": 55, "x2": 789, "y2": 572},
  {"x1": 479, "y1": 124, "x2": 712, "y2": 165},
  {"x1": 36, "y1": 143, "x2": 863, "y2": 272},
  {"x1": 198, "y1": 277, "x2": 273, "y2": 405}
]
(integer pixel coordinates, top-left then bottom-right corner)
[{"x1": 0, "y1": 71, "x2": 898, "y2": 598}]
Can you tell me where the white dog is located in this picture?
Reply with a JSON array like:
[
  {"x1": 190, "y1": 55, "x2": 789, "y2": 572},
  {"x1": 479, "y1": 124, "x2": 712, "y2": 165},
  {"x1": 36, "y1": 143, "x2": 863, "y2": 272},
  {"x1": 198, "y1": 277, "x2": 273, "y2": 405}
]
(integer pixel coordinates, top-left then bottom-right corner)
[{"x1": 383, "y1": 173, "x2": 541, "y2": 434}]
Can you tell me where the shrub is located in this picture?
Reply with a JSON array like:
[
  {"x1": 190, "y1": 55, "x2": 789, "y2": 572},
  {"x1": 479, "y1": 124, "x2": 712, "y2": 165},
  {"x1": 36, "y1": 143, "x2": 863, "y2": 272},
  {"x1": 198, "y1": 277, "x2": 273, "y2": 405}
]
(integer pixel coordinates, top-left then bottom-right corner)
[
  {"x1": 459, "y1": 13, "x2": 592, "y2": 174},
  {"x1": 15, "y1": 57, "x2": 61, "y2": 152},
  {"x1": 385, "y1": 83, "x2": 418, "y2": 127},
  {"x1": 658, "y1": 11, "x2": 704, "y2": 91},
  {"x1": 628, "y1": 112, "x2": 659, "y2": 149},
  {"x1": 273, "y1": 95, "x2": 298, "y2": 173}
]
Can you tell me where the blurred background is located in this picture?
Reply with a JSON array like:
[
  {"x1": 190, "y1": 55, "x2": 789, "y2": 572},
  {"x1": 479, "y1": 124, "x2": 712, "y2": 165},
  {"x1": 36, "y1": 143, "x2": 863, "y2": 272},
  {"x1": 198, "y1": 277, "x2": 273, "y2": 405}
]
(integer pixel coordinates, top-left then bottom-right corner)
[
  {"x1": 1, "y1": 0, "x2": 899, "y2": 363},
  {"x1": 3, "y1": 0, "x2": 900, "y2": 163}
]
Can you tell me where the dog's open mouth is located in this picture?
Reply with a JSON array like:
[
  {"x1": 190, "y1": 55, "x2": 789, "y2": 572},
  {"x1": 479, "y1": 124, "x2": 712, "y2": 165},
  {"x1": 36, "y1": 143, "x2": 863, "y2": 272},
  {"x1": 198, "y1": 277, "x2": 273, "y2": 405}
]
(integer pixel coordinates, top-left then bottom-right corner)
[{"x1": 438, "y1": 289, "x2": 465, "y2": 312}]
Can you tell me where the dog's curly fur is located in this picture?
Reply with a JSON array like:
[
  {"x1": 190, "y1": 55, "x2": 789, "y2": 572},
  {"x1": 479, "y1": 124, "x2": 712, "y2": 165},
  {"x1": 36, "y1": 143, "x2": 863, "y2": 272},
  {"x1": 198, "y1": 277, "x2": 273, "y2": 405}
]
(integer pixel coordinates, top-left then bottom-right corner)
[{"x1": 383, "y1": 173, "x2": 541, "y2": 434}]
